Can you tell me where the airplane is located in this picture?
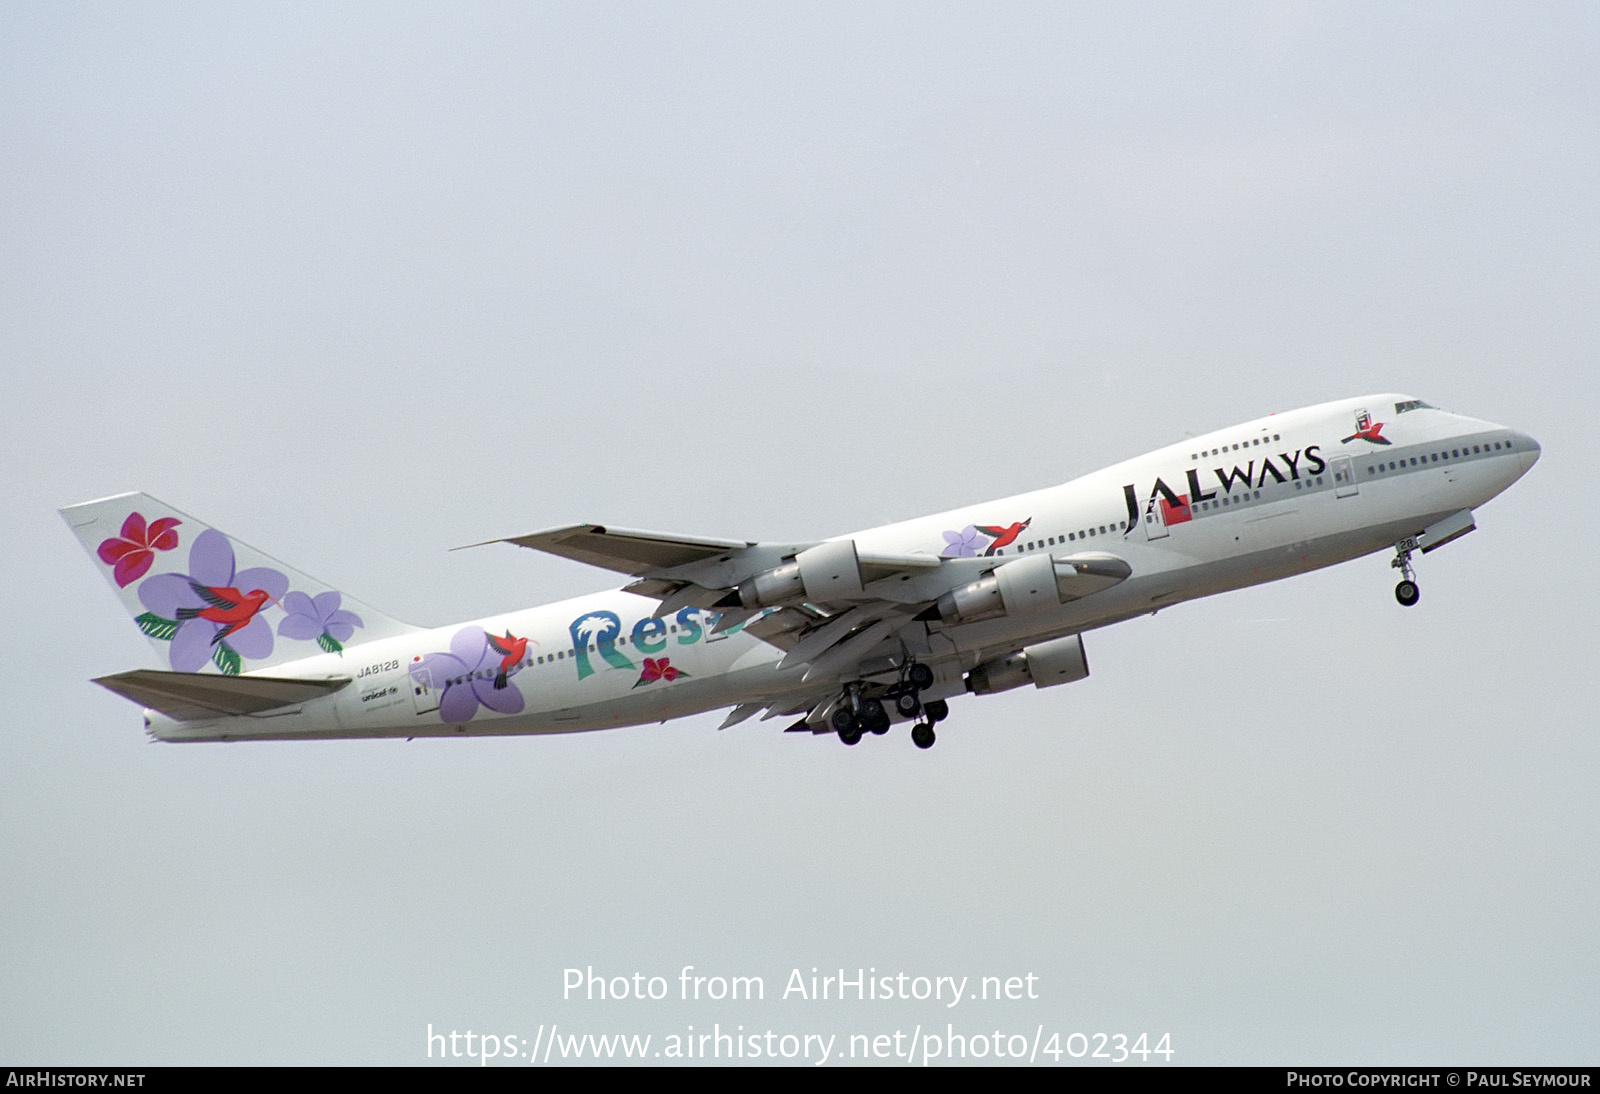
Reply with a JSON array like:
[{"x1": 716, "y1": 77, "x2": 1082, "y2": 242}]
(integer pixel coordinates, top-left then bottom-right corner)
[{"x1": 62, "y1": 394, "x2": 1540, "y2": 750}]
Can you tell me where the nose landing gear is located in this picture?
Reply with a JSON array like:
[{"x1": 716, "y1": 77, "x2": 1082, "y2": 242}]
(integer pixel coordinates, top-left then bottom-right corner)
[{"x1": 1391, "y1": 536, "x2": 1421, "y2": 607}]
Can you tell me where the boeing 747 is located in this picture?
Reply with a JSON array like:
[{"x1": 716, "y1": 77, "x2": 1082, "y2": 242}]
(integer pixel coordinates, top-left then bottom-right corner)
[{"x1": 63, "y1": 394, "x2": 1539, "y2": 749}]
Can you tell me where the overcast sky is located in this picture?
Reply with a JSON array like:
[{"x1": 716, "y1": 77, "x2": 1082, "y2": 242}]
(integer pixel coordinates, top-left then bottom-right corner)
[{"x1": 2, "y1": 1, "x2": 1595, "y2": 1065}]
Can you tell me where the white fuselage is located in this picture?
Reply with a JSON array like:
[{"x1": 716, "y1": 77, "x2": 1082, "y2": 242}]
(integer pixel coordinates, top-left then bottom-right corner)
[{"x1": 147, "y1": 395, "x2": 1539, "y2": 742}]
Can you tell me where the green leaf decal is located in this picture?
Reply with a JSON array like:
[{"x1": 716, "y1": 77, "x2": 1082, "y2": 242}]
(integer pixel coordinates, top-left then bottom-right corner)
[
  {"x1": 212, "y1": 643, "x2": 242, "y2": 676},
  {"x1": 317, "y1": 632, "x2": 343, "y2": 655},
  {"x1": 135, "y1": 613, "x2": 178, "y2": 641}
]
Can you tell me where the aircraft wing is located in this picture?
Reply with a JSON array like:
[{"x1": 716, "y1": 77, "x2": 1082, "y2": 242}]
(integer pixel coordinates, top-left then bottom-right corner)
[
  {"x1": 469, "y1": 522, "x2": 1132, "y2": 690},
  {"x1": 461, "y1": 523, "x2": 763, "y2": 577}
]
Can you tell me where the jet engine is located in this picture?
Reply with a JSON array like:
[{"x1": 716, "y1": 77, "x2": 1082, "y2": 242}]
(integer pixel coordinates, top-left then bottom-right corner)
[
  {"x1": 924, "y1": 553, "x2": 1131, "y2": 626},
  {"x1": 966, "y1": 634, "x2": 1090, "y2": 695},
  {"x1": 731, "y1": 539, "x2": 865, "y2": 609}
]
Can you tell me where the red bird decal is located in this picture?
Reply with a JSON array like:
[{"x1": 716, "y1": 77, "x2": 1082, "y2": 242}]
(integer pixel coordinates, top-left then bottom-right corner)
[
  {"x1": 1342, "y1": 411, "x2": 1392, "y2": 446},
  {"x1": 486, "y1": 631, "x2": 529, "y2": 690},
  {"x1": 176, "y1": 583, "x2": 274, "y2": 645},
  {"x1": 1342, "y1": 421, "x2": 1390, "y2": 445},
  {"x1": 974, "y1": 518, "x2": 1032, "y2": 555}
]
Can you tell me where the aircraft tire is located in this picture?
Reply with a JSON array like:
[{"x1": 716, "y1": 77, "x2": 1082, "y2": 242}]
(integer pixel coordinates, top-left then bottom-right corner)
[
  {"x1": 1395, "y1": 580, "x2": 1420, "y2": 607},
  {"x1": 895, "y1": 692, "x2": 921, "y2": 718},
  {"x1": 860, "y1": 698, "x2": 890, "y2": 735},
  {"x1": 839, "y1": 724, "x2": 863, "y2": 745},
  {"x1": 922, "y1": 698, "x2": 949, "y2": 723},
  {"x1": 908, "y1": 663, "x2": 935, "y2": 690},
  {"x1": 911, "y1": 722, "x2": 936, "y2": 749}
]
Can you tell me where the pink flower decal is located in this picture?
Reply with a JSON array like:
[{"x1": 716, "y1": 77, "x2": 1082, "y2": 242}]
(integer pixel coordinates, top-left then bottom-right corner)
[
  {"x1": 633, "y1": 657, "x2": 689, "y2": 688},
  {"x1": 97, "y1": 512, "x2": 181, "y2": 587}
]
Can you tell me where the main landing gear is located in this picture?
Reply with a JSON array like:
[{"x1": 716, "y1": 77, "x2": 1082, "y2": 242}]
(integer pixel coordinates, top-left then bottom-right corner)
[
  {"x1": 831, "y1": 693, "x2": 888, "y2": 745},
  {"x1": 1391, "y1": 536, "x2": 1421, "y2": 608},
  {"x1": 911, "y1": 698, "x2": 948, "y2": 750},
  {"x1": 832, "y1": 664, "x2": 944, "y2": 749}
]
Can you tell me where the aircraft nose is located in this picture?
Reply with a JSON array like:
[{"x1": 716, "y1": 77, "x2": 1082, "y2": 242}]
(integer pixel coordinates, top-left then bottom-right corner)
[{"x1": 1515, "y1": 430, "x2": 1541, "y2": 474}]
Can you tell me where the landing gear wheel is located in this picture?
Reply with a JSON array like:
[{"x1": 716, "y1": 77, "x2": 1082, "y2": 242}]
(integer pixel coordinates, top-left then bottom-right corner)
[
  {"x1": 911, "y1": 722, "x2": 936, "y2": 750},
  {"x1": 859, "y1": 698, "x2": 890, "y2": 735},
  {"x1": 908, "y1": 663, "x2": 935, "y2": 691},
  {"x1": 831, "y1": 707, "x2": 859, "y2": 739},
  {"x1": 922, "y1": 698, "x2": 949, "y2": 723},
  {"x1": 1390, "y1": 536, "x2": 1421, "y2": 607},
  {"x1": 895, "y1": 692, "x2": 922, "y2": 718},
  {"x1": 839, "y1": 724, "x2": 862, "y2": 745}
]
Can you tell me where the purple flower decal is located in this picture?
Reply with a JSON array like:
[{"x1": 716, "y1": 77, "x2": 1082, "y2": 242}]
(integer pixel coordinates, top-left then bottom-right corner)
[
  {"x1": 408, "y1": 625, "x2": 525, "y2": 724},
  {"x1": 941, "y1": 525, "x2": 982, "y2": 558},
  {"x1": 278, "y1": 591, "x2": 364, "y2": 654},
  {"x1": 135, "y1": 529, "x2": 289, "y2": 674}
]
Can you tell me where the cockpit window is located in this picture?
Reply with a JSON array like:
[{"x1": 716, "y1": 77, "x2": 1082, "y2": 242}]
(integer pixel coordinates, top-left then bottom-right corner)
[{"x1": 1394, "y1": 399, "x2": 1436, "y2": 414}]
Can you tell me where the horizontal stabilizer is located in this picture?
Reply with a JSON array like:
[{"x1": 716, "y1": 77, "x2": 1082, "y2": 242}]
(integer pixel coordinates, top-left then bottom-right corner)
[{"x1": 93, "y1": 670, "x2": 350, "y2": 722}]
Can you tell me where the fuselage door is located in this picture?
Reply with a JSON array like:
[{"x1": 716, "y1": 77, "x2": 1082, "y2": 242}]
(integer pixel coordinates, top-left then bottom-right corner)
[
  {"x1": 409, "y1": 660, "x2": 441, "y2": 715},
  {"x1": 1332, "y1": 455, "x2": 1359, "y2": 498},
  {"x1": 1144, "y1": 496, "x2": 1170, "y2": 540}
]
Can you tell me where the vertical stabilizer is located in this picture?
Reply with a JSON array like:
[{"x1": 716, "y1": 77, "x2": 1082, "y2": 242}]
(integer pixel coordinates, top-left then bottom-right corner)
[{"x1": 62, "y1": 492, "x2": 416, "y2": 675}]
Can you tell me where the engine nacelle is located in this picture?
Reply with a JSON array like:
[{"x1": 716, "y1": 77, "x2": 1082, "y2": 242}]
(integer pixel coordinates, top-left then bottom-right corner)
[
  {"x1": 928, "y1": 552, "x2": 1131, "y2": 625},
  {"x1": 737, "y1": 560, "x2": 804, "y2": 608},
  {"x1": 735, "y1": 539, "x2": 865, "y2": 609},
  {"x1": 966, "y1": 634, "x2": 1090, "y2": 695}
]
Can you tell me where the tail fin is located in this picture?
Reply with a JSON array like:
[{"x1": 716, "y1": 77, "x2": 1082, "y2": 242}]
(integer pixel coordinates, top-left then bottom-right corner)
[{"x1": 62, "y1": 492, "x2": 417, "y2": 675}]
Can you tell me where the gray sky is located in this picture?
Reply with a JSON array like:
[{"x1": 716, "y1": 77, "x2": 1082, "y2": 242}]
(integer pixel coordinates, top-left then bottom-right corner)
[{"x1": 3, "y1": 1, "x2": 1594, "y2": 1065}]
